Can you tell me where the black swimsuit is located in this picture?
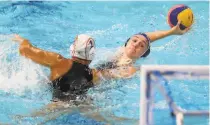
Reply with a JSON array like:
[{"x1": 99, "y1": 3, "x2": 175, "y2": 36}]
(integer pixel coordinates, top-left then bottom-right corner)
[{"x1": 51, "y1": 61, "x2": 93, "y2": 102}]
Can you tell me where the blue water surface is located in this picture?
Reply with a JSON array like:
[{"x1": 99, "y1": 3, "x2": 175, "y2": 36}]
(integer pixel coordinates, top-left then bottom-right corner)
[{"x1": 0, "y1": 1, "x2": 209, "y2": 125}]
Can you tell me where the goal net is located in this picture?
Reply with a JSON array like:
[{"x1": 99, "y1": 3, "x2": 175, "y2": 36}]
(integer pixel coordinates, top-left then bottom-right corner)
[{"x1": 140, "y1": 65, "x2": 209, "y2": 125}]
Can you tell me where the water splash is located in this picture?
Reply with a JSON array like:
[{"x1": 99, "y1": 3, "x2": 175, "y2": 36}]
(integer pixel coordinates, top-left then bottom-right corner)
[{"x1": 0, "y1": 35, "x2": 49, "y2": 98}]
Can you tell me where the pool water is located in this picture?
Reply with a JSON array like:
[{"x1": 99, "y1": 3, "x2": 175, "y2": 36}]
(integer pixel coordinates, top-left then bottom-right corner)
[{"x1": 0, "y1": 1, "x2": 209, "y2": 125}]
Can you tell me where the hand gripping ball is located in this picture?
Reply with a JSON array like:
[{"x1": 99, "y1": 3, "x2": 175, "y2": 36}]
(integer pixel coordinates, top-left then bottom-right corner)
[{"x1": 167, "y1": 5, "x2": 194, "y2": 30}]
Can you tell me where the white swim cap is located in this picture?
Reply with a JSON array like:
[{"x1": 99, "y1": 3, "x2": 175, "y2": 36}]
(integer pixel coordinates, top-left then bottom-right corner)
[{"x1": 70, "y1": 34, "x2": 95, "y2": 61}]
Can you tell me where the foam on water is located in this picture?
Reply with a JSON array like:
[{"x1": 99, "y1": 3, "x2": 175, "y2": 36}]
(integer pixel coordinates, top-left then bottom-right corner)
[
  {"x1": 0, "y1": 35, "x2": 50, "y2": 98},
  {"x1": 0, "y1": 1, "x2": 208, "y2": 125}
]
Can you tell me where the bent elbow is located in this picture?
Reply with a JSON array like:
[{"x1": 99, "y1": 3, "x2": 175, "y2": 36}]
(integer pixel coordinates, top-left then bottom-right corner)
[{"x1": 19, "y1": 46, "x2": 27, "y2": 56}]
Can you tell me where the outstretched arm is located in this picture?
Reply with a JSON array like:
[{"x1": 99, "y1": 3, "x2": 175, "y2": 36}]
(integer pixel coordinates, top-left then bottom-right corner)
[
  {"x1": 146, "y1": 21, "x2": 190, "y2": 43},
  {"x1": 12, "y1": 34, "x2": 64, "y2": 67}
]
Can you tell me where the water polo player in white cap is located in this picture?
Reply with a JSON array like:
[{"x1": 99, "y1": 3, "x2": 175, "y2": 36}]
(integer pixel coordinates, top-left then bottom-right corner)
[{"x1": 12, "y1": 34, "x2": 137, "y2": 124}]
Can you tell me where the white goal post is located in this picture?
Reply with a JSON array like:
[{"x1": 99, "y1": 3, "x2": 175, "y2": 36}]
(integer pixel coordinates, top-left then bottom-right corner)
[{"x1": 140, "y1": 65, "x2": 209, "y2": 125}]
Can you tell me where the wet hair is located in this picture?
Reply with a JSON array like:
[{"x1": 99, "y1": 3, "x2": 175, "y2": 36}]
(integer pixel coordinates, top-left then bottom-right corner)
[{"x1": 124, "y1": 33, "x2": 151, "y2": 57}]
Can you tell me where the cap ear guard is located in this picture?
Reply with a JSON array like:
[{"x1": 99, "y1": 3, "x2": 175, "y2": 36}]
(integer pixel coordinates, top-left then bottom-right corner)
[
  {"x1": 124, "y1": 38, "x2": 130, "y2": 47},
  {"x1": 141, "y1": 48, "x2": 150, "y2": 57},
  {"x1": 85, "y1": 39, "x2": 95, "y2": 61},
  {"x1": 86, "y1": 46, "x2": 95, "y2": 60}
]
